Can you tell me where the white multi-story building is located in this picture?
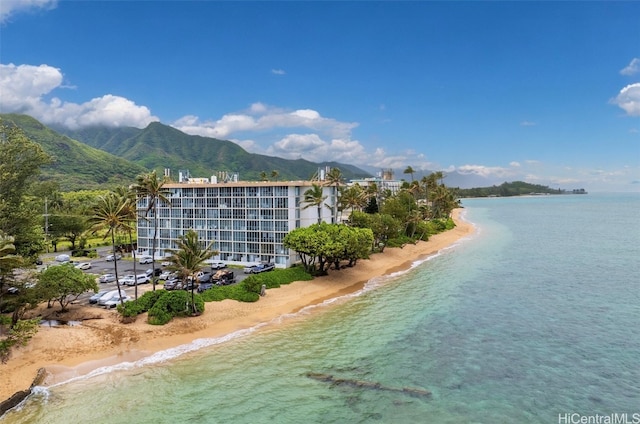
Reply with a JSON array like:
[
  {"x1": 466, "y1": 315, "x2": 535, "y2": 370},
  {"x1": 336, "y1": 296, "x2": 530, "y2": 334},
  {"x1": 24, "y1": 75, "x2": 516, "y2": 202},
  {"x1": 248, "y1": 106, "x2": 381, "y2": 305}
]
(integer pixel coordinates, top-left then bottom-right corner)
[{"x1": 136, "y1": 178, "x2": 337, "y2": 268}]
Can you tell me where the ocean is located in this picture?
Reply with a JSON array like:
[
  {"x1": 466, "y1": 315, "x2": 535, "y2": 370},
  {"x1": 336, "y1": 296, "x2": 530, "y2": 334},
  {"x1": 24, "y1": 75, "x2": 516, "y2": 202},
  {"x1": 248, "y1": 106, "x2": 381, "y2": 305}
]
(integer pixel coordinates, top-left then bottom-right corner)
[{"x1": 2, "y1": 193, "x2": 639, "y2": 424}]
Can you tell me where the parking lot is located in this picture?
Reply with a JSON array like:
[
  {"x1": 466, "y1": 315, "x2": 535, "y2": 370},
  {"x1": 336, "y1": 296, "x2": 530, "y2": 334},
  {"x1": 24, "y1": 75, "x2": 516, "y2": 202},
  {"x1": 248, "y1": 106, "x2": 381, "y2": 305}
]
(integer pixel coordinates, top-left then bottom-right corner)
[{"x1": 38, "y1": 249, "x2": 248, "y2": 306}]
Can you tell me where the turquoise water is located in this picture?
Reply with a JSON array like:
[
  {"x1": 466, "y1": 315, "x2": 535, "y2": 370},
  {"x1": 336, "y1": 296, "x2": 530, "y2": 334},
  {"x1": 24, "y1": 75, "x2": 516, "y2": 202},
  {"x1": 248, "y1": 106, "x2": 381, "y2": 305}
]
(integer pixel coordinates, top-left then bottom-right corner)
[{"x1": 3, "y1": 193, "x2": 639, "y2": 423}]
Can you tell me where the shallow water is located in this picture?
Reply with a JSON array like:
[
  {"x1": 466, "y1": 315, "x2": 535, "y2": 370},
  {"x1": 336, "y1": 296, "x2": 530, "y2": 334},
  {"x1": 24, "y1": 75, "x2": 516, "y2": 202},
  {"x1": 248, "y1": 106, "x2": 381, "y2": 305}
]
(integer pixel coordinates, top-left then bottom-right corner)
[{"x1": 3, "y1": 193, "x2": 639, "y2": 423}]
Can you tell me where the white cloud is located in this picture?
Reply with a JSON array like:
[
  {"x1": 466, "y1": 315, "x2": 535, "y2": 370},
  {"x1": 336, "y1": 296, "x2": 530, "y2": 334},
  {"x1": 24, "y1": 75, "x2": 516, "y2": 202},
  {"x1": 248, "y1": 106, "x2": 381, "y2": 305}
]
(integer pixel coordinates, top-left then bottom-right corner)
[
  {"x1": 520, "y1": 120, "x2": 536, "y2": 126},
  {"x1": 0, "y1": 63, "x2": 159, "y2": 129},
  {"x1": 271, "y1": 69, "x2": 286, "y2": 75},
  {"x1": 612, "y1": 83, "x2": 640, "y2": 116},
  {"x1": 456, "y1": 164, "x2": 517, "y2": 179},
  {"x1": 172, "y1": 103, "x2": 363, "y2": 160},
  {"x1": 620, "y1": 58, "x2": 640, "y2": 76},
  {"x1": 0, "y1": 0, "x2": 56, "y2": 24}
]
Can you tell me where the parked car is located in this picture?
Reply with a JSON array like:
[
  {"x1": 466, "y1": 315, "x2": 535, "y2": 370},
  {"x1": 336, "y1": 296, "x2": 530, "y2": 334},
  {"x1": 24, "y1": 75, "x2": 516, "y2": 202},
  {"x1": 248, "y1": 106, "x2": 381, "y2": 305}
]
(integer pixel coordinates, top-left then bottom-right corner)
[
  {"x1": 209, "y1": 261, "x2": 226, "y2": 270},
  {"x1": 212, "y1": 270, "x2": 235, "y2": 286},
  {"x1": 251, "y1": 263, "x2": 275, "y2": 274},
  {"x1": 55, "y1": 254, "x2": 70, "y2": 263},
  {"x1": 196, "y1": 272, "x2": 212, "y2": 284},
  {"x1": 75, "y1": 262, "x2": 92, "y2": 270},
  {"x1": 244, "y1": 264, "x2": 259, "y2": 274},
  {"x1": 163, "y1": 278, "x2": 183, "y2": 291},
  {"x1": 159, "y1": 270, "x2": 173, "y2": 280},
  {"x1": 98, "y1": 273, "x2": 117, "y2": 283},
  {"x1": 183, "y1": 280, "x2": 197, "y2": 291},
  {"x1": 123, "y1": 274, "x2": 150, "y2": 286},
  {"x1": 144, "y1": 268, "x2": 162, "y2": 277},
  {"x1": 197, "y1": 281, "x2": 215, "y2": 293},
  {"x1": 97, "y1": 290, "x2": 125, "y2": 306},
  {"x1": 139, "y1": 255, "x2": 153, "y2": 264},
  {"x1": 161, "y1": 261, "x2": 172, "y2": 267},
  {"x1": 90, "y1": 290, "x2": 112, "y2": 304},
  {"x1": 103, "y1": 294, "x2": 132, "y2": 309},
  {"x1": 106, "y1": 253, "x2": 122, "y2": 261},
  {"x1": 119, "y1": 275, "x2": 135, "y2": 285}
]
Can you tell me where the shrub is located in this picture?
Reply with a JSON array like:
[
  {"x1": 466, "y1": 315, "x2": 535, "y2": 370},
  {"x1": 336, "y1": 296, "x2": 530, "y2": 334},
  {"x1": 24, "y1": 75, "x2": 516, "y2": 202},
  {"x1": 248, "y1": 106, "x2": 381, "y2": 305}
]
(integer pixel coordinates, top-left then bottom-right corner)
[
  {"x1": 243, "y1": 268, "x2": 313, "y2": 293},
  {"x1": 147, "y1": 290, "x2": 205, "y2": 325},
  {"x1": 199, "y1": 285, "x2": 260, "y2": 303},
  {"x1": 386, "y1": 235, "x2": 415, "y2": 248}
]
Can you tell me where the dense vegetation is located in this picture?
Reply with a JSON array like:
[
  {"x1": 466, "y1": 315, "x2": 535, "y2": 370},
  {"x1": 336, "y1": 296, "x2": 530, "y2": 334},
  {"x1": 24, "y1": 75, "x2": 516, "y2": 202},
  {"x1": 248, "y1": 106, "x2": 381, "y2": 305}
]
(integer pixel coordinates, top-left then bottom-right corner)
[
  {"x1": 0, "y1": 114, "x2": 148, "y2": 191},
  {"x1": 456, "y1": 181, "x2": 577, "y2": 197}
]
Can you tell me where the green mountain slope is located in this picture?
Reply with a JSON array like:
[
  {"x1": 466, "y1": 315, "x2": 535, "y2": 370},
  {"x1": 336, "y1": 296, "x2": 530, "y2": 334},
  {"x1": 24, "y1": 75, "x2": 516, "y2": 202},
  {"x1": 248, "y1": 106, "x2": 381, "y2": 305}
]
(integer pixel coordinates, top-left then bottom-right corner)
[
  {"x1": 57, "y1": 121, "x2": 372, "y2": 181},
  {"x1": 1, "y1": 114, "x2": 149, "y2": 191}
]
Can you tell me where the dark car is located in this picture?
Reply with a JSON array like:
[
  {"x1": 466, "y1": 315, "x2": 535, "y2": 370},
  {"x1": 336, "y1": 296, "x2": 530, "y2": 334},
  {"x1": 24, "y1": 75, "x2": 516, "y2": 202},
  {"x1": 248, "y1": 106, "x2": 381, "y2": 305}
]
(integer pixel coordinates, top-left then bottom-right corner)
[
  {"x1": 213, "y1": 270, "x2": 235, "y2": 286},
  {"x1": 163, "y1": 278, "x2": 183, "y2": 291},
  {"x1": 196, "y1": 272, "x2": 212, "y2": 284},
  {"x1": 197, "y1": 282, "x2": 215, "y2": 293},
  {"x1": 251, "y1": 263, "x2": 275, "y2": 274}
]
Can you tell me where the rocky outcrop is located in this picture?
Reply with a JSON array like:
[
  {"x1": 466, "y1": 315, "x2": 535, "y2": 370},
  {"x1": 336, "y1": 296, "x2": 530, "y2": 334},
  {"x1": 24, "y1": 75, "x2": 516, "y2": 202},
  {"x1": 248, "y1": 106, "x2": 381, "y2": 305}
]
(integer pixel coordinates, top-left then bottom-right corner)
[{"x1": 0, "y1": 367, "x2": 47, "y2": 417}]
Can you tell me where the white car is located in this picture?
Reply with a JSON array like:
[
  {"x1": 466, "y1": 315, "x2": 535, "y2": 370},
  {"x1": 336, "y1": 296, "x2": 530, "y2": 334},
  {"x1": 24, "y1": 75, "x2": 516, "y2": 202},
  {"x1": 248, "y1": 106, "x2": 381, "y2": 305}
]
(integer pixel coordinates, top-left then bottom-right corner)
[
  {"x1": 90, "y1": 290, "x2": 112, "y2": 304},
  {"x1": 106, "y1": 253, "x2": 122, "y2": 261},
  {"x1": 99, "y1": 273, "x2": 117, "y2": 283},
  {"x1": 123, "y1": 274, "x2": 150, "y2": 286},
  {"x1": 244, "y1": 264, "x2": 260, "y2": 274},
  {"x1": 75, "y1": 262, "x2": 92, "y2": 270},
  {"x1": 139, "y1": 255, "x2": 153, "y2": 264},
  {"x1": 159, "y1": 270, "x2": 173, "y2": 280},
  {"x1": 209, "y1": 261, "x2": 226, "y2": 270},
  {"x1": 103, "y1": 296, "x2": 132, "y2": 309},
  {"x1": 161, "y1": 261, "x2": 172, "y2": 267},
  {"x1": 119, "y1": 275, "x2": 135, "y2": 285},
  {"x1": 97, "y1": 290, "x2": 125, "y2": 306}
]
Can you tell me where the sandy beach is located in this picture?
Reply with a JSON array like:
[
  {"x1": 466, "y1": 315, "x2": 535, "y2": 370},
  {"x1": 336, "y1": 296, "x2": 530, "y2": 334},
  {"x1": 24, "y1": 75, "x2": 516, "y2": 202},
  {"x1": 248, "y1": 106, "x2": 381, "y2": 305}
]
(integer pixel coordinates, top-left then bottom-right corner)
[{"x1": 0, "y1": 209, "x2": 473, "y2": 403}]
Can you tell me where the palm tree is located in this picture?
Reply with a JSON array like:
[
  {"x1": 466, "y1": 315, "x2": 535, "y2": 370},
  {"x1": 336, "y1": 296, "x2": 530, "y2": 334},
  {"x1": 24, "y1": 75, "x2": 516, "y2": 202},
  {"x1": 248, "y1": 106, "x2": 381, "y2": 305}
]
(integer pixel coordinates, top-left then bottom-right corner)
[
  {"x1": 87, "y1": 193, "x2": 131, "y2": 307},
  {"x1": 260, "y1": 171, "x2": 268, "y2": 181},
  {"x1": 132, "y1": 170, "x2": 170, "y2": 291},
  {"x1": 302, "y1": 184, "x2": 328, "y2": 224},
  {"x1": 323, "y1": 167, "x2": 344, "y2": 222},
  {"x1": 115, "y1": 186, "x2": 141, "y2": 300},
  {"x1": 270, "y1": 170, "x2": 279, "y2": 181},
  {"x1": 165, "y1": 230, "x2": 216, "y2": 315},
  {"x1": 403, "y1": 166, "x2": 415, "y2": 182}
]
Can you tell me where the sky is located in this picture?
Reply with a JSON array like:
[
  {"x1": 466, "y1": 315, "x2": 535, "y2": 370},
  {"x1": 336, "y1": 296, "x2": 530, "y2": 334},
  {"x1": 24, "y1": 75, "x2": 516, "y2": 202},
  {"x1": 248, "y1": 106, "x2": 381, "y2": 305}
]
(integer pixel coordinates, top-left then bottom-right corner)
[{"x1": 0, "y1": 1, "x2": 639, "y2": 192}]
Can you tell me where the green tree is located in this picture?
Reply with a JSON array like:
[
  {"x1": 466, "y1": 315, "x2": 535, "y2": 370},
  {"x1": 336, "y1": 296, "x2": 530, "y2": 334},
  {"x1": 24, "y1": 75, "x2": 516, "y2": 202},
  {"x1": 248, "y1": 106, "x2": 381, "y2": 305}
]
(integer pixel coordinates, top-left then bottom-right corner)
[
  {"x1": 38, "y1": 264, "x2": 98, "y2": 312},
  {"x1": 0, "y1": 120, "x2": 51, "y2": 260},
  {"x1": 132, "y1": 170, "x2": 170, "y2": 291},
  {"x1": 47, "y1": 214, "x2": 88, "y2": 250},
  {"x1": 270, "y1": 170, "x2": 279, "y2": 181},
  {"x1": 348, "y1": 211, "x2": 400, "y2": 252},
  {"x1": 282, "y1": 226, "x2": 325, "y2": 274},
  {"x1": 283, "y1": 223, "x2": 373, "y2": 275},
  {"x1": 87, "y1": 193, "x2": 131, "y2": 306},
  {"x1": 165, "y1": 229, "x2": 216, "y2": 315},
  {"x1": 302, "y1": 183, "x2": 328, "y2": 224}
]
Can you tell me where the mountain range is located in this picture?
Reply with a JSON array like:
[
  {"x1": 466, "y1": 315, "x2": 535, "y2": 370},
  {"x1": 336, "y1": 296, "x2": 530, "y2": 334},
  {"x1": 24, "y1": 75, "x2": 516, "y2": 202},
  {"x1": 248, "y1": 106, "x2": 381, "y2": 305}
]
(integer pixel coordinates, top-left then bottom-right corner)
[{"x1": 1, "y1": 114, "x2": 372, "y2": 191}]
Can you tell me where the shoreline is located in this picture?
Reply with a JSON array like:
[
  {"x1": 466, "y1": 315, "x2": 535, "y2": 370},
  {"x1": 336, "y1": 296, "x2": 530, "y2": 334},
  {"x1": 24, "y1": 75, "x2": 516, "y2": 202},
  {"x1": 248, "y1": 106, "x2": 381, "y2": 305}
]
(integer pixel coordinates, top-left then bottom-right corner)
[{"x1": 0, "y1": 209, "x2": 474, "y2": 404}]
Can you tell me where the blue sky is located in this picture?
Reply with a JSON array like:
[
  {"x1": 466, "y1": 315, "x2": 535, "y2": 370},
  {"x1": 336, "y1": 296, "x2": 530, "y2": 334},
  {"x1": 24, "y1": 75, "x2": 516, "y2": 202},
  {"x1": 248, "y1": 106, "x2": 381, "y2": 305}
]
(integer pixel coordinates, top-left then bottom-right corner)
[{"x1": 1, "y1": 1, "x2": 639, "y2": 191}]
